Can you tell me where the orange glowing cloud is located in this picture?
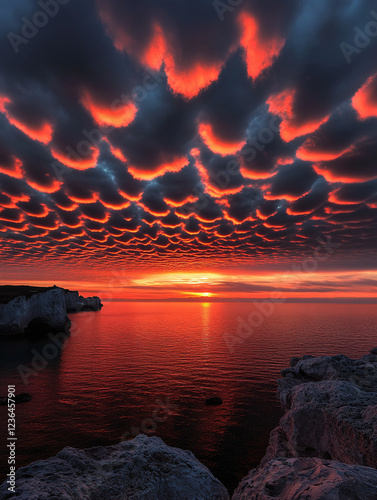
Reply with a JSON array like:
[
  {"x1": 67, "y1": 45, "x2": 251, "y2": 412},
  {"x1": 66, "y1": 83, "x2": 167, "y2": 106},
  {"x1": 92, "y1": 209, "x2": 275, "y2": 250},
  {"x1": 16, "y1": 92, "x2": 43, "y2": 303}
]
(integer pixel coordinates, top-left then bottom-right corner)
[
  {"x1": 0, "y1": 196, "x2": 17, "y2": 209},
  {"x1": 193, "y1": 154, "x2": 242, "y2": 197},
  {"x1": 0, "y1": 210, "x2": 24, "y2": 223},
  {"x1": 27, "y1": 178, "x2": 61, "y2": 193},
  {"x1": 287, "y1": 206, "x2": 314, "y2": 216},
  {"x1": 55, "y1": 201, "x2": 79, "y2": 212},
  {"x1": 264, "y1": 191, "x2": 308, "y2": 202},
  {"x1": 0, "y1": 156, "x2": 23, "y2": 179},
  {"x1": 196, "y1": 214, "x2": 223, "y2": 223},
  {"x1": 146, "y1": 25, "x2": 228, "y2": 98},
  {"x1": 238, "y1": 11, "x2": 285, "y2": 79},
  {"x1": 29, "y1": 218, "x2": 59, "y2": 230},
  {"x1": 105, "y1": 139, "x2": 128, "y2": 163},
  {"x1": 0, "y1": 96, "x2": 10, "y2": 113},
  {"x1": 164, "y1": 195, "x2": 197, "y2": 207},
  {"x1": 7, "y1": 118, "x2": 53, "y2": 144},
  {"x1": 139, "y1": 203, "x2": 170, "y2": 217},
  {"x1": 352, "y1": 73, "x2": 377, "y2": 119},
  {"x1": 164, "y1": 55, "x2": 224, "y2": 99},
  {"x1": 0, "y1": 96, "x2": 53, "y2": 144},
  {"x1": 140, "y1": 23, "x2": 167, "y2": 70},
  {"x1": 23, "y1": 204, "x2": 50, "y2": 218},
  {"x1": 81, "y1": 212, "x2": 110, "y2": 223},
  {"x1": 267, "y1": 89, "x2": 329, "y2": 142},
  {"x1": 240, "y1": 166, "x2": 275, "y2": 180},
  {"x1": 119, "y1": 190, "x2": 142, "y2": 202},
  {"x1": 256, "y1": 208, "x2": 277, "y2": 220},
  {"x1": 81, "y1": 90, "x2": 137, "y2": 128},
  {"x1": 68, "y1": 192, "x2": 98, "y2": 204},
  {"x1": 101, "y1": 198, "x2": 130, "y2": 210},
  {"x1": 296, "y1": 139, "x2": 353, "y2": 162},
  {"x1": 99, "y1": 11, "x2": 227, "y2": 99},
  {"x1": 51, "y1": 147, "x2": 99, "y2": 170},
  {"x1": 199, "y1": 123, "x2": 245, "y2": 155},
  {"x1": 9, "y1": 193, "x2": 30, "y2": 203},
  {"x1": 128, "y1": 156, "x2": 188, "y2": 180},
  {"x1": 328, "y1": 190, "x2": 361, "y2": 205},
  {"x1": 313, "y1": 163, "x2": 377, "y2": 184}
]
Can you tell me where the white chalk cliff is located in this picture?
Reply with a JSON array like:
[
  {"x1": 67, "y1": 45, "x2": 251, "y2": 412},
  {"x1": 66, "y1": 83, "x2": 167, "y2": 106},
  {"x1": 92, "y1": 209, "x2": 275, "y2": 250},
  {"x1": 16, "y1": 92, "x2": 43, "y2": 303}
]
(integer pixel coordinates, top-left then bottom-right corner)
[{"x1": 0, "y1": 286, "x2": 102, "y2": 335}]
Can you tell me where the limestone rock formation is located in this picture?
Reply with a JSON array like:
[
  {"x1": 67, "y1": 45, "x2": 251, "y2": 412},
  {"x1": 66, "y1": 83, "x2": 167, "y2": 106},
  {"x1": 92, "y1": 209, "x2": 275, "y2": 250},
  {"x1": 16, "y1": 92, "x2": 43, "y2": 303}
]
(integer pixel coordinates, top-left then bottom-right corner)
[
  {"x1": 0, "y1": 434, "x2": 229, "y2": 500},
  {"x1": 232, "y1": 457, "x2": 377, "y2": 500},
  {"x1": 263, "y1": 350, "x2": 377, "y2": 467},
  {"x1": 0, "y1": 286, "x2": 102, "y2": 335}
]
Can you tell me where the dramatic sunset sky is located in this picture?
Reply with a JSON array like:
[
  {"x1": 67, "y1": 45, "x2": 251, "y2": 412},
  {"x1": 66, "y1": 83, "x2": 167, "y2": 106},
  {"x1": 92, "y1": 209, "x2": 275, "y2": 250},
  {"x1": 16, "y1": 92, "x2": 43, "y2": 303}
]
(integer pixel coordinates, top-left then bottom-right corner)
[{"x1": 0, "y1": 0, "x2": 376, "y2": 300}]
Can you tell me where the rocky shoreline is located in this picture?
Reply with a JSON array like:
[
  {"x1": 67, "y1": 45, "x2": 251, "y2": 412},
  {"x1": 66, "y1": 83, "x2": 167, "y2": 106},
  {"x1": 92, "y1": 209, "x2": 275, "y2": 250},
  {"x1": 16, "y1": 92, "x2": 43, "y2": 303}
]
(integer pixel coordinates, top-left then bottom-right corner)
[
  {"x1": 233, "y1": 348, "x2": 377, "y2": 499},
  {"x1": 1, "y1": 349, "x2": 376, "y2": 499},
  {"x1": 0, "y1": 285, "x2": 102, "y2": 335}
]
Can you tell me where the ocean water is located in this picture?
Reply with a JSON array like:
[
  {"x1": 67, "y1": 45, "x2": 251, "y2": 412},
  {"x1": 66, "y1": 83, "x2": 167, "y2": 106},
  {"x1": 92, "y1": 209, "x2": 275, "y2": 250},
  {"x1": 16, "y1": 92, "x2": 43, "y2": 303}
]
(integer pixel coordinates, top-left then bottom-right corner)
[{"x1": 0, "y1": 302, "x2": 377, "y2": 492}]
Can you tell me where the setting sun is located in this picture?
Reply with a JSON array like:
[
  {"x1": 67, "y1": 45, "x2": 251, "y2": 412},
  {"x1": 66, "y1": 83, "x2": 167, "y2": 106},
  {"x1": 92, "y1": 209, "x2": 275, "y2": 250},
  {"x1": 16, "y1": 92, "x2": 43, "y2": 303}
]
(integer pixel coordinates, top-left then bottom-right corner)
[{"x1": 182, "y1": 291, "x2": 215, "y2": 298}]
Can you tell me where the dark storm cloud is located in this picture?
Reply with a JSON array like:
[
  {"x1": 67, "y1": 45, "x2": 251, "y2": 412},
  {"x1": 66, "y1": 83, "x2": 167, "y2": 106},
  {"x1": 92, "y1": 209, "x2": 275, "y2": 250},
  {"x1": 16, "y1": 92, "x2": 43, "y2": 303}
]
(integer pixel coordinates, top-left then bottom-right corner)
[
  {"x1": 315, "y1": 137, "x2": 377, "y2": 183},
  {"x1": 265, "y1": 162, "x2": 319, "y2": 200},
  {"x1": 288, "y1": 178, "x2": 330, "y2": 215},
  {"x1": 225, "y1": 187, "x2": 262, "y2": 222},
  {"x1": 108, "y1": 85, "x2": 196, "y2": 175},
  {"x1": 197, "y1": 52, "x2": 258, "y2": 143},
  {"x1": 0, "y1": 0, "x2": 377, "y2": 266}
]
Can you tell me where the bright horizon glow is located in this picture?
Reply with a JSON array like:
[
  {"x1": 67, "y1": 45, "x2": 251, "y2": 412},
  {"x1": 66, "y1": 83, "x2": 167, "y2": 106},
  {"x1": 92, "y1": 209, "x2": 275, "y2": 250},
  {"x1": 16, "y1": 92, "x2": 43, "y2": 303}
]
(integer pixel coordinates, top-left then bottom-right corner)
[{"x1": 1, "y1": 269, "x2": 377, "y2": 302}]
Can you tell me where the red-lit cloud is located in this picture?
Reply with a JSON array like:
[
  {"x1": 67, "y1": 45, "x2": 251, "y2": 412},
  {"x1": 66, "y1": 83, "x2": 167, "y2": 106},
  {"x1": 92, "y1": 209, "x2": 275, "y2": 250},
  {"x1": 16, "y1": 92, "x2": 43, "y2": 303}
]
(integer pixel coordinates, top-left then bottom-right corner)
[
  {"x1": 352, "y1": 73, "x2": 377, "y2": 119},
  {"x1": 164, "y1": 56, "x2": 226, "y2": 100},
  {"x1": 296, "y1": 139, "x2": 353, "y2": 162},
  {"x1": 98, "y1": 5, "x2": 232, "y2": 99},
  {"x1": 7, "y1": 118, "x2": 53, "y2": 144},
  {"x1": 50, "y1": 147, "x2": 100, "y2": 170},
  {"x1": 81, "y1": 90, "x2": 137, "y2": 128},
  {"x1": 1, "y1": 0, "x2": 377, "y2": 280},
  {"x1": 128, "y1": 156, "x2": 188, "y2": 180},
  {"x1": 0, "y1": 156, "x2": 23, "y2": 179},
  {"x1": 199, "y1": 123, "x2": 245, "y2": 156},
  {"x1": 238, "y1": 11, "x2": 285, "y2": 80},
  {"x1": 267, "y1": 89, "x2": 329, "y2": 142},
  {"x1": 26, "y1": 178, "x2": 61, "y2": 194},
  {"x1": 0, "y1": 95, "x2": 53, "y2": 144}
]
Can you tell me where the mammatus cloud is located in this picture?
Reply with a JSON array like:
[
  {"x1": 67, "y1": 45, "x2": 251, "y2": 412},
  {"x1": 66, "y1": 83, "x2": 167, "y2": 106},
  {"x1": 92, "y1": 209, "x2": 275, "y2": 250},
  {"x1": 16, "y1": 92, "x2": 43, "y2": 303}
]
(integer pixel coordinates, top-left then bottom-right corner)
[
  {"x1": 0, "y1": 0, "x2": 376, "y2": 274},
  {"x1": 352, "y1": 73, "x2": 377, "y2": 119}
]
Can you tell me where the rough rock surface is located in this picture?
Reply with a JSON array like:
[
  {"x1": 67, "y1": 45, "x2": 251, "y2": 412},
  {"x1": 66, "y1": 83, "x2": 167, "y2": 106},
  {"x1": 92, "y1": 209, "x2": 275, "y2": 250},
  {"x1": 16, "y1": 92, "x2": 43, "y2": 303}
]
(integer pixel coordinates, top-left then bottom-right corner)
[
  {"x1": 232, "y1": 457, "x2": 377, "y2": 500},
  {"x1": 0, "y1": 286, "x2": 102, "y2": 335},
  {"x1": 0, "y1": 434, "x2": 229, "y2": 500},
  {"x1": 263, "y1": 350, "x2": 377, "y2": 467}
]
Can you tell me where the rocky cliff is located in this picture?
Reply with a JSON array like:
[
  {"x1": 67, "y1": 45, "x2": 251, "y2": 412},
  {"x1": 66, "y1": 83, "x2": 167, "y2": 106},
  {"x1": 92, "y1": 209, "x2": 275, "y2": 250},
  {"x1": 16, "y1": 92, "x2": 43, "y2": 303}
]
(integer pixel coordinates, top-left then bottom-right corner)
[
  {"x1": 233, "y1": 349, "x2": 377, "y2": 499},
  {"x1": 0, "y1": 285, "x2": 102, "y2": 335},
  {"x1": 264, "y1": 350, "x2": 377, "y2": 467}
]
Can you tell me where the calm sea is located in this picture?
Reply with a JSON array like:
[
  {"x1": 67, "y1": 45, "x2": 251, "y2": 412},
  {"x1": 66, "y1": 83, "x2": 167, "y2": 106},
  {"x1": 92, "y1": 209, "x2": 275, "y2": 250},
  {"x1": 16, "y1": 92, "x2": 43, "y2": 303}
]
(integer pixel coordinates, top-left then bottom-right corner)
[{"x1": 1, "y1": 302, "x2": 377, "y2": 493}]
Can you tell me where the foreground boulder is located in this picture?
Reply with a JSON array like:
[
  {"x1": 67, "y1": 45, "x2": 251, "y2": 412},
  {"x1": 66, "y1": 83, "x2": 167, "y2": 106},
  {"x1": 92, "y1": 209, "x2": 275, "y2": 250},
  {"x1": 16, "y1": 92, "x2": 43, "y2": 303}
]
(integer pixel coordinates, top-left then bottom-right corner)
[
  {"x1": 0, "y1": 434, "x2": 229, "y2": 500},
  {"x1": 0, "y1": 286, "x2": 102, "y2": 335},
  {"x1": 264, "y1": 350, "x2": 377, "y2": 467},
  {"x1": 232, "y1": 457, "x2": 377, "y2": 500}
]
